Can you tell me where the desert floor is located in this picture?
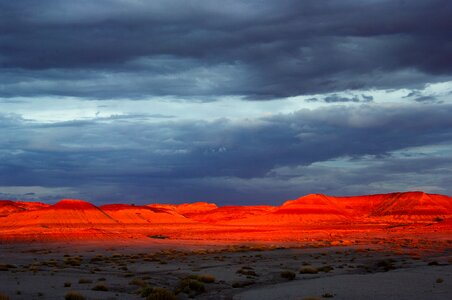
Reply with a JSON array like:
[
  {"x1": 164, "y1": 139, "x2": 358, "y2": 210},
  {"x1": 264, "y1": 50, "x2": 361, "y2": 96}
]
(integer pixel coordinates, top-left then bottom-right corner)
[{"x1": 0, "y1": 239, "x2": 451, "y2": 300}]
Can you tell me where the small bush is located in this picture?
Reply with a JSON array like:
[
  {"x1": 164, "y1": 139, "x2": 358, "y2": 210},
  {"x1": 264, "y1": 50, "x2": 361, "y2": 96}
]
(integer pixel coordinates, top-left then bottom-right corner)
[
  {"x1": 376, "y1": 259, "x2": 396, "y2": 272},
  {"x1": 78, "y1": 278, "x2": 92, "y2": 284},
  {"x1": 0, "y1": 264, "x2": 17, "y2": 271},
  {"x1": 436, "y1": 278, "x2": 444, "y2": 283},
  {"x1": 280, "y1": 270, "x2": 296, "y2": 280},
  {"x1": 64, "y1": 282, "x2": 71, "y2": 287},
  {"x1": 0, "y1": 293, "x2": 9, "y2": 300},
  {"x1": 130, "y1": 278, "x2": 147, "y2": 287},
  {"x1": 175, "y1": 278, "x2": 205, "y2": 297},
  {"x1": 141, "y1": 285, "x2": 155, "y2": 298},
  {"x1": 318, "y1": 266, "x2": 334, "y2": 273},
  {"x1": 237, "y1": 267, "x2": 258, "y2": 277},
  {"x1": 64, "y1": 291, "x2": 86, "y2": 300},
  {"x1": 231, "y1": 280, "x2": 255, "y2": 288},
  {"x1": 299, "y1": 267, "x2": 318, "y2": 274},
  {"x1": 92, "y1": 284, "x2": 108, "y2": 291},
  {"x1": 149, "y1": 235, "x2": 169, "y2": 239},
  {"x1": 188, "y1": 274, "x2": 216, "y2": 283},
  {"x1": 146, "y1": 287, "x2": 177, "y2": 300}
]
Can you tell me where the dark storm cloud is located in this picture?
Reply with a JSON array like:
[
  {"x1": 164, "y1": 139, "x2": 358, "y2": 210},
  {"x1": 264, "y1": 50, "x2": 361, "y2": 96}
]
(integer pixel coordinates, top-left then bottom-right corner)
[
  {"x1": 1, "y1": 0, "x2": 451, "y2": 99},
  {"x1": 1, "y1": 103, "x2": 452, "y2": 203}
]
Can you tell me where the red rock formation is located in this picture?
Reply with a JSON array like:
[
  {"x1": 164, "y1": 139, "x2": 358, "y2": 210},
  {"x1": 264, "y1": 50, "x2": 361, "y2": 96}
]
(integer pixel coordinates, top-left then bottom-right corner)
[
  {"x1": 101, "y1": 204, "x2": 191, "y2": 224},
  {"x1": 0, "y1": 192, "x2": 450, "y2": 242}
]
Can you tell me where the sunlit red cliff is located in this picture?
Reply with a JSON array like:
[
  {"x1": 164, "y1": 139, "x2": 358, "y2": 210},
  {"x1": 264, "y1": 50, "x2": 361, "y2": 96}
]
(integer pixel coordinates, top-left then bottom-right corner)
[{"x1": 0, "y1": 191, "x2": 451, "y2": 243}]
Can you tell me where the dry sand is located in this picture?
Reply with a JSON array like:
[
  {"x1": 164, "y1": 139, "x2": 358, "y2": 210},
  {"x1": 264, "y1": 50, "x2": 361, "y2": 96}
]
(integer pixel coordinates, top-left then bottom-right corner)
[{"x1": 0, "y1": 240, "x2": 451, "y2": 300}]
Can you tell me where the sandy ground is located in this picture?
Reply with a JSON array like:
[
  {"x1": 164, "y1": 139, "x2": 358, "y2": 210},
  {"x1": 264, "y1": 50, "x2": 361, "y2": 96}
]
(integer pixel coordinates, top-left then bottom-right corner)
[{"x1": 0, "y1": 241, "x2": 451, "y2": 300}]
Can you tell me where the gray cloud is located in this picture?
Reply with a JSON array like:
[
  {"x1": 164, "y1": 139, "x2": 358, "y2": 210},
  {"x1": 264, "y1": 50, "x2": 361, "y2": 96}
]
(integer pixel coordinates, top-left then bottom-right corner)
[
  {"x1": 1, "y1": 0, "x2": 451, "y2": 99},
  {"x1": 318, "y1": 94, "x2": 373, "y2": 103},
  {"x1": 1, "y1": 103, "x2": 452, "y2": 204}
]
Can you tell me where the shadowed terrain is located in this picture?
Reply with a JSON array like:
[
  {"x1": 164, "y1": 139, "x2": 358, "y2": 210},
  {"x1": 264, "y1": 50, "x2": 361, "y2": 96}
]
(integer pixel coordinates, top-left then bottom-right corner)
[{"x1": 0, "y1": 191, "x2": 451, "y2": 300}]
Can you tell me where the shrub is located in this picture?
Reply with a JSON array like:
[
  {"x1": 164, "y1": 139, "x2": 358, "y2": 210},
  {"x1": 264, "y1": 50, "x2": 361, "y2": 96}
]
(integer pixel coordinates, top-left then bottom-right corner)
[
  {"x1": 148, "y1": 235, "x2": 169, "y2": 239},
  {"x1": 175, "y1": 278, "x2": 205, "y2": 297},
  {"x1": 322, "y1": 292, "x2": 334, "y2": 298},
  {"x1": 299, "y1": 267, "x2": 318, "y2": 274},
  {"x1": 318, "y1": 266, "x2": 334, "y2": 273},
  {"x1": 78, "y1": 278, "x2": 92, "y2": 284},
  {"x1": 146, "y1": 287, "x2": 177, "y2": 300},
  {"x1": 436, "y1": 278, "x2": 444, "y2": 283},
  {"x1": 0, "y1": 293, "x2": 9, "y2": 300},
  {"x1": 280, "y1": 270, "x2": 296, "y2": 280},
  {"x1": 64, "y1": 282, "x2": 72, "y2": 287},
  {"x1": 376, "y1": 259, "x2": 396, "y2": 272},
  {"x1": 92, "y1": 284, "x2": 108, "y2": 291},
  {"x1": 0, "y1": 264, "x2": 17, "y2": 271},
  {"x1": 231, "y1": 280, "x2": 255, "y2": 288},
  {"x1": 237, "y1": 267, "x2": 258, "y2": 277},
  {"x1": 188, "y1": 274, "x2": 216, "y2": 283},
  {"x1": 130, "y1": 278, "x2": 147, "y2": 287},
  {"x1": 64, "y1": 291, "x2": 86, "y2": 300},
  {"x1": 141, "y1": 285, "x2": 155, "y2": 298}
]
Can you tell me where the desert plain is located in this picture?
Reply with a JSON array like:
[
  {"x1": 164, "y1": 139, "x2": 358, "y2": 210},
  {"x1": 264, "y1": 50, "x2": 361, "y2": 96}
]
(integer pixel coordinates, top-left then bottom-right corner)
[{"x1": 0, "y1": 191, "x2": 451, "y2": 299}]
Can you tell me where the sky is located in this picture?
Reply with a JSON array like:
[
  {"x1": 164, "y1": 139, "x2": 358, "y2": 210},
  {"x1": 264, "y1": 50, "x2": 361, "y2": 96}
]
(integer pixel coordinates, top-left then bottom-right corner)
[{"x1": 1, "y1": 0, "x2": 452, "y2": 205}]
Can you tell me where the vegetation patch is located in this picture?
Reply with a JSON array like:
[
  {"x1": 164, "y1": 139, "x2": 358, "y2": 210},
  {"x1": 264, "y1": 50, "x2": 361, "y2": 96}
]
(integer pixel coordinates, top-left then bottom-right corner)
[
  {"x1": 0, "y1": 293, "x2": 9, "y2": 300},
  {"x1": 92, "y1": 284, "x2": 108, "y2": 291},
  {"x1": 232, "y1": 280, "x2": 255, "y2": 288},
  {"x1": 280, "y1": 270, "x2": 296, "y2": 280},
  {"x1": 188, "y1": 274, "x2": 216, "y2": 283},
  {"x1": 130, "y1": 278, "x2": 147, "y2": 287},
  {"x1": 237, "y1": 266, "x2": 258, "y2": 277},
  {"x1": 64, "y1": 291, "x2": 86, "y2": 300},
  {"x1": 175, "y1": 278, "x2": 206, "y2": 297},
  {"x1": 299, "y1": 266, "x2": 319, "y2": 274},
  {"x1": 148, "y1": 235, "x2": 169, "y2": 239},
  {"x1": 78, "y1": 278, "x2": 93, "y2": 284}
]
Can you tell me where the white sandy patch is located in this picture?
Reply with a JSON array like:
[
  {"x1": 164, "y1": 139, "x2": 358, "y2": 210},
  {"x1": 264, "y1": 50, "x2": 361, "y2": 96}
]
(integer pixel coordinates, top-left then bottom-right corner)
[{"x1": 234, "y1": 265, "x2": 452, "y2": 300}]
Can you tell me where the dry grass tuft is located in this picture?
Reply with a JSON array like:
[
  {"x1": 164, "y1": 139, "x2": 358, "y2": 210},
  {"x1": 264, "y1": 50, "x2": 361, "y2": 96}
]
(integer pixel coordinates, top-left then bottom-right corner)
[
  {"x1": 280, "y1": 270, "x2": 296, "y2": 280},
  {"x1": 130, "y1": 277, "x2": 147, "y2": 287},
  {"x1": 64, "y1": 291, "x2": 86, "y2": 300},
  {"x1": 141, "y1": 286, "x2": 177, "y2": 300},
  {"x1": 0, "y1": 293, "x2": 9, "y2": 300},
  {"x1": 78, "y1": 278, "x2": 92, "y2": 284},
  {"x1": 188, "y1": 274, "x2": 216, "y2": 283},
  {"x1": 91, "y1": 284, "x2": 108, "y2": 291},
  {"x1": 237, "y1": 267, "x2": 258, "y2": 277},
  {"x1": 299, "y1": 266, "x2": 318, "y2": 274},
  {"x1": 176, "y1": 278, "x2": 206, "y2": 297},
  {"x1": 231, "y1": 280, "x2": 255, "y2": 288}
]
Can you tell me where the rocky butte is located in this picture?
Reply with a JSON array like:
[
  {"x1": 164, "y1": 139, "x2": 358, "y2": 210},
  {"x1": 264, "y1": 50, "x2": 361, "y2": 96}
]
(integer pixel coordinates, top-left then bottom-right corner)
[{"x1": 0, "y1": 191, "x2": 450, "y2": 244}]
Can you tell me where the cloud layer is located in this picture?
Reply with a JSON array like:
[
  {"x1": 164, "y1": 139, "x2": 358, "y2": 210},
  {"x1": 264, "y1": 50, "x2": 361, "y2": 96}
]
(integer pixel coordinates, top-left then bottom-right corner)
[
  {"x1": 1, "y1": 103, "x2": 452, "y2": 203},
  {"x1": 1, "y1": 0, "x2": 451, "y2": 99},
  {"x1": 1, "y1": 1, "x2": 452, "y2": 203}
]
